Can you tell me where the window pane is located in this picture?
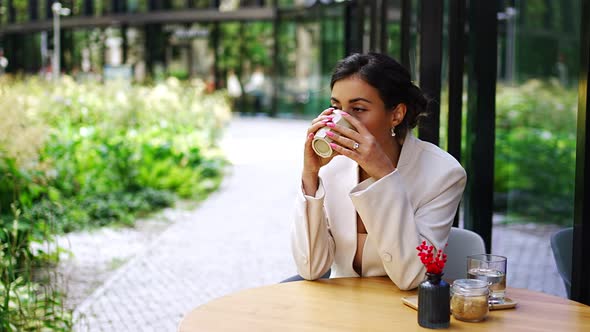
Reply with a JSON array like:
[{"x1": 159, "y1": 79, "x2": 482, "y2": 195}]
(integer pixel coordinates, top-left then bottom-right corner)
[{"x1": 492, "y1": 0, "x2": 580, "y2": 299}]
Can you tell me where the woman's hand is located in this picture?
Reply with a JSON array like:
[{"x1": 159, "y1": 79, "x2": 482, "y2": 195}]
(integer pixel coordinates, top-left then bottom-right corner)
[
  {"x1": 325, "y1": 112, "x2": 396, "y2": 180},
  {"x1": 302, "y1": 108, "x2": 337, "y2": 195}
]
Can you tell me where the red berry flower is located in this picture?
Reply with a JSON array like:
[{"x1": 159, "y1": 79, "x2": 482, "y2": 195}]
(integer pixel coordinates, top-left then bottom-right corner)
[{"x1": 416, "y1": 241, "x2": 448, "y2": 275}]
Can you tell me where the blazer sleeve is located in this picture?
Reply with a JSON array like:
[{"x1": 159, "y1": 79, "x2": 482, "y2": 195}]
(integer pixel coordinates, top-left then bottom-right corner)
[
  {"x1": 290, "y1": 178, "x2": 335, "y2": 280},
  {"x1": 349, "y1": 166, "x2": 466, "y2": 290}
]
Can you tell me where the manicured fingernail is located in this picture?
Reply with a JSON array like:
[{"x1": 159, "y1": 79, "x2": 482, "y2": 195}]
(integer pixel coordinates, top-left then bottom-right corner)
[
  {"x1": 330, "y1": 143, "x2": 338, "y2": 149},
  {"x1": 326, "y1": 131, "x2": 334, "y2": 137},
  {"x1": 308, "y1": 133, "x2": 314, "y2": 139},
  {"x1": 341, "y1": 111, "x2": 349, "y2": 116},
  {"x1": 326, "y1": 122, "x2": 335, "y2": 128}
]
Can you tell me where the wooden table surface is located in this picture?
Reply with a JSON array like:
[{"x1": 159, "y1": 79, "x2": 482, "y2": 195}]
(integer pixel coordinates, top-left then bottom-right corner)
[{"x1": 178, "y1": 277, "x2": 590, "y2": 332}]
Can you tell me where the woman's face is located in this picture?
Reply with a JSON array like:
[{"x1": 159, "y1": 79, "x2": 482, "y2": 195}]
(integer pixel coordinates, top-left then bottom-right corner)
[{"x1": 330, "y1": 76, "x2": 396, "y2": 145}]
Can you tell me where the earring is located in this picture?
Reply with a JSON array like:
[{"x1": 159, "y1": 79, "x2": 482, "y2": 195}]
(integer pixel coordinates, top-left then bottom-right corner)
[{"x1": 390, "y1": 127, "x2": 396, "y2": 137}]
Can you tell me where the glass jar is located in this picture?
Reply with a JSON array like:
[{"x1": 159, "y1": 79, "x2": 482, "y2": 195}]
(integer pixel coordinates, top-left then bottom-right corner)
[{"x1": 450, "y1": 279, "x2": 490, "y2": 322}]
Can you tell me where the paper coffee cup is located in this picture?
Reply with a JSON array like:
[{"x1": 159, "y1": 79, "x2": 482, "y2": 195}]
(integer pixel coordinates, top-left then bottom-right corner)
[{"x1": 312, "y1": 110, "x2": 353, "y2": 158}]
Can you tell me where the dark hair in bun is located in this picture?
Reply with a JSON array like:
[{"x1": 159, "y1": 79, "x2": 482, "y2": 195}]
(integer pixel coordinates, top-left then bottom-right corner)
[{"x1": 330, "y1": 52, "x2": 428, "y2": 138}]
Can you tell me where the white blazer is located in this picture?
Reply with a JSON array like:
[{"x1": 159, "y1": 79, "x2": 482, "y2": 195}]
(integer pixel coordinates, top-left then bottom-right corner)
[{"x1": 291, "y1": 133, "x2": 467, "y2": 290}]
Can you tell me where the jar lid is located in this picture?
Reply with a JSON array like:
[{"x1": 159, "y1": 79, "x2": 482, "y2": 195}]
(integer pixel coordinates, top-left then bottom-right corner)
[{"x1": 451, "y1": 279, "x2": 489, "y2": 295}]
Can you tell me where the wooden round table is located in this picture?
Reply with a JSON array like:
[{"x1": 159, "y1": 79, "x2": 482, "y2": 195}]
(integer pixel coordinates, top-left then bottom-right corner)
[{"x1": 178, "y1": 277, "x2": 590, "y2": 331}]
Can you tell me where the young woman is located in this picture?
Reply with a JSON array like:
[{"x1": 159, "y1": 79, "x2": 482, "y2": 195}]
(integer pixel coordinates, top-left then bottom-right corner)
[{"x1": 290, "y1": 53, "x2": 466, "y2": 290}]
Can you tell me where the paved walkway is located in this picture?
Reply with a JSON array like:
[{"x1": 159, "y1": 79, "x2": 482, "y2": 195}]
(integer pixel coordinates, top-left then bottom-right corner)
[
  {"x1": 492, "y1": 222, "x2": 566, "y2": 297},
  {"x1": 71, "y1": 116, "x2": 566, "y2": 331},
  {"x1": 73, "y1": 117, "x2": 304, "y2": 331}
]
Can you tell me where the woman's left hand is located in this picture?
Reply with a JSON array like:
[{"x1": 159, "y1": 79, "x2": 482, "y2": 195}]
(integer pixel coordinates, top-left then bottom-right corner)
[{"x1": 326, "y1": 112, "x2": 396, "y2": 180}]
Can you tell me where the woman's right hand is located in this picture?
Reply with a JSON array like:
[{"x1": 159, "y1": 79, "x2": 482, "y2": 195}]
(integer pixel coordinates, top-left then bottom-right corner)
[{"x1": 302, "y1": 108, "x2": 336, "y2": 195}]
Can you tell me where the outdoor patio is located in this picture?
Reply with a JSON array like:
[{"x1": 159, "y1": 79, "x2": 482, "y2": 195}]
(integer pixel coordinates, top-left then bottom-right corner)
[{"x1": 53, "y1": 116, "x2": 567, "y2": 331}]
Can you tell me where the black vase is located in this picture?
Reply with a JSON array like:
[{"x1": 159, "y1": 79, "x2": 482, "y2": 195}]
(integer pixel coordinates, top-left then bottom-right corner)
[{"x1": 418, "y1": 273, "x2": 450, "y2": 329}]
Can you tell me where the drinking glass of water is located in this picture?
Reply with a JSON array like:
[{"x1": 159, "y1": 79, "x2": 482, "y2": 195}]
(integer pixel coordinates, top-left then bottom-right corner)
[{"x1": 467, "y1": 254, "x2": 507, "y2": 304}]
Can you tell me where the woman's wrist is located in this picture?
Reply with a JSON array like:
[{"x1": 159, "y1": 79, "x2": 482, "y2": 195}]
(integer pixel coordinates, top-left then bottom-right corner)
[
  {"x1": 302, "y1": 171, "x2": 319, "y2": 196},
  {"x1": 372, "y1": 165, "x2": 396, "y2": 181}
]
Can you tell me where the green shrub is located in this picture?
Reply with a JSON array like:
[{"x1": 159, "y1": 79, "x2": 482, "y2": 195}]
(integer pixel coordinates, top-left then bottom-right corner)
[
  {"x1": 439, "y1": 79, "x2": 577, "y2": 225},
  {"x1": 0, "y1": 76, "x2": 230, "y2": 214},
  {"x1": 20, "y1": 189, "x2": 175, "y2": 233},
  {"x1": 495, "y1": 80, "x2": 577, "y2": 224},
  {"x1": 0, "y1": 76, "x2": 231, "y2": 331}
]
